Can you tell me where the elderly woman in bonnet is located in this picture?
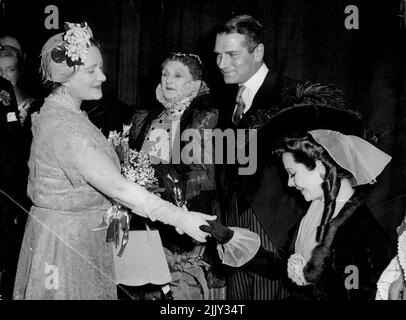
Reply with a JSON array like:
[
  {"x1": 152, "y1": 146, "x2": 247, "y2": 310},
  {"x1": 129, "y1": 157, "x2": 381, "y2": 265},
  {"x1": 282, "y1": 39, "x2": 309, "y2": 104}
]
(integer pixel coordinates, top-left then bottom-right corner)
[
  {"x1": 201, "y1": 83, "x2": 396, "y2": 300},
  {"x1": 124, "y1": 53, "x2": 222, "y2": 300},
  {"x1": 13, "y1": 22, "x2": 215, "y2": 300}
]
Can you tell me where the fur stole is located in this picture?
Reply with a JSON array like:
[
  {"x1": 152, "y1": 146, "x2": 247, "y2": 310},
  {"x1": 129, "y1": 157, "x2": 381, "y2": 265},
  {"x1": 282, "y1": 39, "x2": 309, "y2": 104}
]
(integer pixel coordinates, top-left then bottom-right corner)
[{"x1": 303, "y1": 192, "x2": 365, "y2": 284}]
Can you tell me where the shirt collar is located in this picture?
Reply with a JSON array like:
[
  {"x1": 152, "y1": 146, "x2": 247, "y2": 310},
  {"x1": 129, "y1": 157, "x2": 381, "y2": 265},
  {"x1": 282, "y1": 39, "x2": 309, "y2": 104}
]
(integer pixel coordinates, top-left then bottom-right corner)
[
  {"x1": 240, "y1": 63, "x2": 269, "y2": 110},
  {"x1": 243, "y1": 63, "x2": 268, "y2": 89}
]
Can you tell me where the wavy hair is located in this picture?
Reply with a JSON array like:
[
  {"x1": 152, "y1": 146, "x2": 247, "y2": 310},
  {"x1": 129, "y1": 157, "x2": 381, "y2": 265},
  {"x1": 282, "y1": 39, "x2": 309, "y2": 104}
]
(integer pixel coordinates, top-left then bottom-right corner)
[
  {"x1": 275, "y1": 133, "x2": 353, "y2": 243},
  {"x1": 217, "y1": 14, "x2": 265, "y2": 53},
  {"x1": 161, "y1": 53, "x2": 204, "y2": 81}
]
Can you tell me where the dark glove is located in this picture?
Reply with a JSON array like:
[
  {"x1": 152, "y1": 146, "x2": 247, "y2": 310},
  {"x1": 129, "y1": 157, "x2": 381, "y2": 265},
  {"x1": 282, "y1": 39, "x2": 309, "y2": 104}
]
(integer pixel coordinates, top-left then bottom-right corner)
[
  {"x1": 200, "y1": 220, "x2": 234, "y2": 244},
  {"x1": 153, "y1": 164, "x2": 186, "y2": 207}
]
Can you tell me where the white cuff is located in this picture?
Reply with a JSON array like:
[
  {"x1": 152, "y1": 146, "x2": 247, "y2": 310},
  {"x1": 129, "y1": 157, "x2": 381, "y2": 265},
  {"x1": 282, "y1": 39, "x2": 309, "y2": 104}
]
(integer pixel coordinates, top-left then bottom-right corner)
[{"x1": 216, "y1": 227, "x2": 260, "y2": 267}]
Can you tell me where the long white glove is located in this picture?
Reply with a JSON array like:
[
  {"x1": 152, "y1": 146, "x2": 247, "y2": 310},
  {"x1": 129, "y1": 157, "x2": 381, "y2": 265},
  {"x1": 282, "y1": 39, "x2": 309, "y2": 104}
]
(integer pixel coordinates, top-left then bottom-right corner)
[
  {"x1": 134, "y1": 198, "x2": 216, "y2": 243},
  {"x1": 176, "y1": 211, "x2": 217, "y2": 242}
]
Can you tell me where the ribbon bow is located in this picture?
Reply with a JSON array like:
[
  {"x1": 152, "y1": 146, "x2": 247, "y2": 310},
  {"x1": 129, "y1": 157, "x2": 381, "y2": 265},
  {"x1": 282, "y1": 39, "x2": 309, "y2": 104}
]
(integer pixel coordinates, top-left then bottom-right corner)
[{"x1": 92, "y1": 205, "x2": 130, "y2": 257}]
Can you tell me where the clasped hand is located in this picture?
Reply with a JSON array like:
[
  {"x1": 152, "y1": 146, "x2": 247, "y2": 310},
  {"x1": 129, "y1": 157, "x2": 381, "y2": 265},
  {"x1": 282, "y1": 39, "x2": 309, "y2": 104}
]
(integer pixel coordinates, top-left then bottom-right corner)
[{"x1": 175, "y1": 210, "x2": 217, "y2": 243}]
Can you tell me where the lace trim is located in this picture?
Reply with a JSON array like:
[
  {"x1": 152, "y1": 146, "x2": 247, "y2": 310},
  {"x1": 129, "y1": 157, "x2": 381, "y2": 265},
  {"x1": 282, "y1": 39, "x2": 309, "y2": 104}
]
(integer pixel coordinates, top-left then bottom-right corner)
[
  {"x1": 287, "y1": 253, "x2": 310, "y2": 286},
  {"x1": 155, "y1": 81, "x2": 210, "y2": 115}
]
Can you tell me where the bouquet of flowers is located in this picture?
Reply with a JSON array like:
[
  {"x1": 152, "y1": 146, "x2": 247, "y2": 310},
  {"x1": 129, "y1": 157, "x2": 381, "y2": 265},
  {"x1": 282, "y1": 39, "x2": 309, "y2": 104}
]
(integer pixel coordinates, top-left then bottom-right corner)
[
  {"x1": 107, "y1": 125, "x2": 163, "y2": 192},
  {"x1": 122, "y1": 149, "x2": 165, "y2": 193},
  {"x1": 107, "y1": 125, "x2": 130, "y2": 162},
  {"x1": 103, "y1": 125, "x2": 164, "y2": 256}
]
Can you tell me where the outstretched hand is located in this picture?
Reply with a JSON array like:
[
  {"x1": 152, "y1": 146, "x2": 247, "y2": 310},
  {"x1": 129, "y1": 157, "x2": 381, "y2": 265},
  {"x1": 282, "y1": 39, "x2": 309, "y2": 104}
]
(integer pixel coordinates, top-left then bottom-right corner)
[
  {"x1": 176, "y1": 211, "x2": 217, "y2": 243},
  {"x1": 199, "y1": 220, "x2": 235, "y2": 244}
]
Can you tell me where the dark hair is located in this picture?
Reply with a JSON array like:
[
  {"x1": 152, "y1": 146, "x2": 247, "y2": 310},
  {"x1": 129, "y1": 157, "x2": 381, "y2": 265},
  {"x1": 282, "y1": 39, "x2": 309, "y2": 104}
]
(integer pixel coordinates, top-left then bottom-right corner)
[
  {"x1": 275, "y1": 133, "x2": 353, "y2": 243},
  {"x1": 161, "y1": 53, "x2": 204, "y2": 81},
  {"x1": 217, "y1": 14, "x2": 265, "y2": 53}
]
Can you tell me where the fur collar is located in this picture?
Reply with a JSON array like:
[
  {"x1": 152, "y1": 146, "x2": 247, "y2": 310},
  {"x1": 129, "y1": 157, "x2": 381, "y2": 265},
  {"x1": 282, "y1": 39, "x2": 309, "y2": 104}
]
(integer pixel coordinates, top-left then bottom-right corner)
[{"x1": 303, "y1": 192, "x2": 365, "y2": 284}]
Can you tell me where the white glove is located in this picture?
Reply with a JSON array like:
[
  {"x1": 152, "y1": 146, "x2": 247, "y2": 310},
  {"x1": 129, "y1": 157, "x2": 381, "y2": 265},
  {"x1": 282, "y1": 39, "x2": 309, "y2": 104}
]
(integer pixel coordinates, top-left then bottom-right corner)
[
  {"x1": 139, "y1": 197, "x2": 216, "y2": 242},
  {"x1": 176, "y1": 211, "x2": 217, "y2": 242}
]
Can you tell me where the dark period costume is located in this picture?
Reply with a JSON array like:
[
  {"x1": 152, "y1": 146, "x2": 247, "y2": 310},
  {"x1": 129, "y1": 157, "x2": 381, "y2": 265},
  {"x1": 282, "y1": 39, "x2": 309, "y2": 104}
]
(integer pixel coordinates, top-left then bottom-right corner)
[
  {"x1": 217, "y1": 67, "x2": 306, "y2": 299},
  {"x1": 242, "y1": 192, "x2": 395, "y2": 300},
  {"x1": 127, "y1": 84, "x2": 223, "y2": 299},
  {"x1": 204, "y1": 95, "x2": 395, "y2": 300}
]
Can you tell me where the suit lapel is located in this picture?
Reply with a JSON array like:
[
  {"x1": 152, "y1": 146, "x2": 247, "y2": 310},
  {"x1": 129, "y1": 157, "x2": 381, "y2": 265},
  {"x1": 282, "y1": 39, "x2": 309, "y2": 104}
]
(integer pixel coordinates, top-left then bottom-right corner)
[
  {"x1": 237, "y1": 70, "x2": 277, "y2": 129},
  {"x1": 221, "y1": 84, "x2": 239, "y2": 129}
]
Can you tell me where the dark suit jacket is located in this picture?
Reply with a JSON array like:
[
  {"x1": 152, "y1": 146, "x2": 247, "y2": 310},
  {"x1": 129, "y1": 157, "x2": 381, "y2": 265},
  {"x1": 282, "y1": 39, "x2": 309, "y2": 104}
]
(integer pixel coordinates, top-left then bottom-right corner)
[{"x1": 217, "y1": 68, "x2": 306, "y2": 248}]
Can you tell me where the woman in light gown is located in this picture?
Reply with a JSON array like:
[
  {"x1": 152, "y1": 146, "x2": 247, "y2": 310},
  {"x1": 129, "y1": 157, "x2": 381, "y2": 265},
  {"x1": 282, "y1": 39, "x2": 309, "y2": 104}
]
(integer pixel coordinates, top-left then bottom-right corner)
[{"x1": 12, "y1": 22, "x2": 215, "y2": 300}]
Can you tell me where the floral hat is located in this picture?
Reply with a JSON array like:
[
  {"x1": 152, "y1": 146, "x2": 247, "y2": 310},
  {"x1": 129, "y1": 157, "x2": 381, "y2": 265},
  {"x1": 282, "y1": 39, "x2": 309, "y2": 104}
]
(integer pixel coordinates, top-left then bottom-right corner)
[{"x1": 40, "y1": 22, "x2": 93, "y2": 83}]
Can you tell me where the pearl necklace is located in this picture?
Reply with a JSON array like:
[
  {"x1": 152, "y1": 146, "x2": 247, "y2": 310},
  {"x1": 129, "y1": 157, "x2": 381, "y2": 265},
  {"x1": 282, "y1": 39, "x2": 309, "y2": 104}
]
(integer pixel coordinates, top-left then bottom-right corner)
[{"x1": 46, "y1": 93, "x2": 84, "y2": 115}]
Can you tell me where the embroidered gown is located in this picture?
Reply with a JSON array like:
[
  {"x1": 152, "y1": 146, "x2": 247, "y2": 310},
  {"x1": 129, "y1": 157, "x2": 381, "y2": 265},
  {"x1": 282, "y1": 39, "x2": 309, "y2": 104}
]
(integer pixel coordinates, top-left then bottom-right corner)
[{"x1": 13, "y1": 96, "x2": 119, "y2": 299}]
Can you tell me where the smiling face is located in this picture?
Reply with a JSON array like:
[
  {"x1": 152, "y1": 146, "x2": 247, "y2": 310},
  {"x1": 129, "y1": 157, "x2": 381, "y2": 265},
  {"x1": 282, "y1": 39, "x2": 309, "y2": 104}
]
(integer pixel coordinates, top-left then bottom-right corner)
[
  {"x1": 214, "y1": 32, "x2": 263, "y2": 84},
  {"x1": 282, "y1": 152, "x2": 325, "y2": 202},
  {"x1": 63, "y1": 45, "x2": 106, "y2": 101},
  {"x1": 0, "y1": 55, "x2": 19, "y2": 87},
  {"x1": 161, "y1": 60, "x2": 195, "y2": 103}
]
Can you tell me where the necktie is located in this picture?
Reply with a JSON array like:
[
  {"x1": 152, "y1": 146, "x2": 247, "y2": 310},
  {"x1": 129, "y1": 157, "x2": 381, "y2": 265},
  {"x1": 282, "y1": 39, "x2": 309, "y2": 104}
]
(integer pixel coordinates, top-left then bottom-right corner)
[{"x1": 232, "y1": 85, "x2": 246, "y2": 126}]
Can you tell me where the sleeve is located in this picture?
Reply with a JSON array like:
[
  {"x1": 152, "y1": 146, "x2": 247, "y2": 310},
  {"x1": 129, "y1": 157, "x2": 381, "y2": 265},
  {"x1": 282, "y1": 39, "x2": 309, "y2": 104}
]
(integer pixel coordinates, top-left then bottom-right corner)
[
  {"x1": 53, "y1": 121, "x2": 100, "y2": 186},
  {"x1": 184, "y1": 108, "x2": 219, "y2": 200},
  {"x1": 50, "y1": 121, "x2": 214, "y2": 242},
  {"x1": 200, "y1": 219, "x2": 289, "y2": 278},
  {"x1": 240, "y1": 245, "x2": 290, "y2": 279}
]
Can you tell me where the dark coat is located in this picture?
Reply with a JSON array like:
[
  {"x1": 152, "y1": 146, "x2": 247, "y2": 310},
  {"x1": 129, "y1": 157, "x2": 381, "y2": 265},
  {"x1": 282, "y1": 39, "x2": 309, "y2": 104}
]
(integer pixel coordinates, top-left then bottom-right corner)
[
  {"x1": 217, "y1": 69, "x2": 306, "y2": 248},
  {"x1": 128, "y1": 92, "x2": 219, "y2": 252},
  {"x1": 243, "y1": 192, "x2": 396, "y2": 300},
  {"x1": 0, "y1": 76, "x2": 21, "y2": 197},
  {"x1": 0, "y1": 77, "x2": 23, "y2": 297}
]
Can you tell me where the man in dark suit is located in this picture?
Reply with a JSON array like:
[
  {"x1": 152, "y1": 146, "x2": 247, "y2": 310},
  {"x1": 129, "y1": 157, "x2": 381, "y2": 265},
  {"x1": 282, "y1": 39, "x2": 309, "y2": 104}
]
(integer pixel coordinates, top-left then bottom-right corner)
[
  {"x1": 0, "y1": 75, "x2": 23, "y2": 299},
  {"x1": 213, "y1": 14, "x2": 305, "y2": 300}
]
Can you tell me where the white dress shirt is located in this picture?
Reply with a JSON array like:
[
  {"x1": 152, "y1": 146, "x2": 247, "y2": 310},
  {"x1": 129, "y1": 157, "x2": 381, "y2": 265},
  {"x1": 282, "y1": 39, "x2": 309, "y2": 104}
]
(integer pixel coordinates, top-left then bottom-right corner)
[{"x1": 232, "y1": 63, "x2": 269, "y2": 118}]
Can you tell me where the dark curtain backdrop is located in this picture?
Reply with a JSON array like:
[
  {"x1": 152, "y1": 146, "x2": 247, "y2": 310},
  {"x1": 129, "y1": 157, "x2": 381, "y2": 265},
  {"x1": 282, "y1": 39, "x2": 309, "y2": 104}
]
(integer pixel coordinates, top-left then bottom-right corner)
[{"x1": 1, "y1": 0, "x2": 405, "y2": 241}]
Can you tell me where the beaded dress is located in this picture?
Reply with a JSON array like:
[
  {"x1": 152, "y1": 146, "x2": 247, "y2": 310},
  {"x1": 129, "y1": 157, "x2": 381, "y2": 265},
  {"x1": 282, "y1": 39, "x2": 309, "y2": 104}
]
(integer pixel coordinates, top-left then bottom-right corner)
[{"x1": 13, "y1": 94, "x2": 119, "y2": 299}]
